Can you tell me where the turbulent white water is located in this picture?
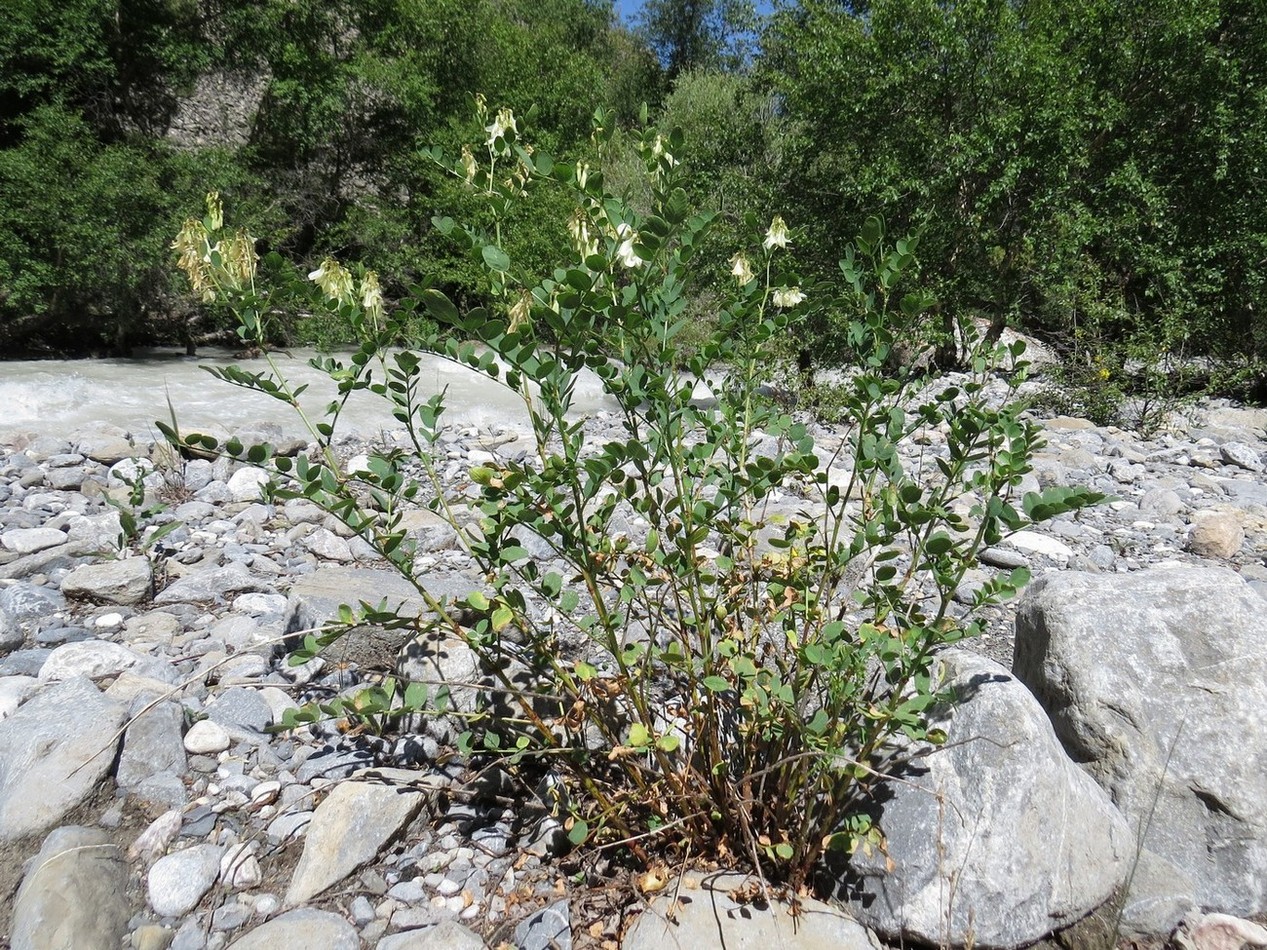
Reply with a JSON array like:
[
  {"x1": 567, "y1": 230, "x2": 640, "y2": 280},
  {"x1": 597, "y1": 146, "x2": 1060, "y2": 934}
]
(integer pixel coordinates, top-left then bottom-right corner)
[{"x1": 0, "y1": 347, "x2": 618, "y2": 443}]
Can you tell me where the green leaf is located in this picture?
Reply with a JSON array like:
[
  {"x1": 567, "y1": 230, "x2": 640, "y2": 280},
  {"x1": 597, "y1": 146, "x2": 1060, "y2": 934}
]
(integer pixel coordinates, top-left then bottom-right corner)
[
  {"x1": 702, "y1": 675, "x2": 730, "y2": 693},
  {"x1": 482, "y1": 245, "x2": 511, "y2": 273},
  {"x1": 466, "y1": 591, "x2": 490, "y2": 611},
  {"x1": 567, "y1": 819, "x2": 589, "y2": 846},
  {"x1": 421, "y1": 289, "x2": 460, "y2": 324}
]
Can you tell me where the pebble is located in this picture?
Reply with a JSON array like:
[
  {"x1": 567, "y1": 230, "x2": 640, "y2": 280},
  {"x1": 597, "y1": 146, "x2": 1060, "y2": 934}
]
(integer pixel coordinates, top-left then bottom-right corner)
[{"x1": 184, "y1": 719, "x2": 232, "y2": 754}]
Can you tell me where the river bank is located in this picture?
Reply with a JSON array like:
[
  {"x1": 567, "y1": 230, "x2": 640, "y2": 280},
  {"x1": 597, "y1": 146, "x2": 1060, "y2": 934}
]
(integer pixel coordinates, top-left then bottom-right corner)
[{"x1": 1, "y1": 376, "x2": 1266, "y2": 948}]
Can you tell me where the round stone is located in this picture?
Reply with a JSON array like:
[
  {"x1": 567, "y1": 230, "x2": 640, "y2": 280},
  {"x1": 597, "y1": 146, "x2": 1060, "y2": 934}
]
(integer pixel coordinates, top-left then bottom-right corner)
[
  {"x1": 184, "y1": 719, "x2": 231, "y2": 755},
  {"x1": 147, "y1": 844, "x2": 223, "y2": 917}
]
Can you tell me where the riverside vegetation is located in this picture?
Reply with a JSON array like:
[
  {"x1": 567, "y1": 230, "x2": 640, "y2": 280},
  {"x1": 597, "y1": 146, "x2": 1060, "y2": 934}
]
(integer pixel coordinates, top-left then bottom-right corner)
[{"x1": 169, "y1": 109, "x2": 1103, "y2": 896}]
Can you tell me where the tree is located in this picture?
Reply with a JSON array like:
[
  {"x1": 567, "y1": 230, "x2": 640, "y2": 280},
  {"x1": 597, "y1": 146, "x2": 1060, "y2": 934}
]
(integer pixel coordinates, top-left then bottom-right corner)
[
  {"x1": 637, "y1": 0, "x2": 759, "y2": 81},
  {"x1": 761, "y1": 0, "x2": 1267, "y2": 370}
]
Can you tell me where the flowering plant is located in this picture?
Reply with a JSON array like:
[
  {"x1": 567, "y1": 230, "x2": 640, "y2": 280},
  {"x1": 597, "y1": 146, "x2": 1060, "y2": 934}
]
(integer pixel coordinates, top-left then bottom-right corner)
[{"x1": 173, "y1": 105, "x2": 1102, "y2": 894}]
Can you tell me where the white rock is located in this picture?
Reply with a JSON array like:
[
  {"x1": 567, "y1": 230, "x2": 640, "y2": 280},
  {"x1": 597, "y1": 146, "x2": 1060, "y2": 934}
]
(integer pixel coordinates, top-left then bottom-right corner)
[
  {"x1": 128, "y1": 809, "x2": 184, "y2": 865},
  {"x1": 1007, "y1": 530, "x2": 1074, "y2": 562},
  {"x1": 147, "y1": 843, "x2": 223, "y2": 917},
  {"x1": 0, "y1": 677, "x2": 38, "y2": 721},
  {"x1": 303, "y1": 527, "x2": 353, "y2": 562},
  {"x1": 1, "y1": 528, "x2": 68, "y2": 555},
  {"x1": 183, "y1": 719, "x2": 231, "y2": 755},
  {"x1": 220, "y1": 842, "x2": 262, "y2": 889},
  {"x1": 233, "y1": 592, "x2": 289, "y2": 616},
  {"x1": 39, "y1": 641, "x2": 142, "y2": 683},
  {"x1": 227, "y1": 467, "x2": 270, "y2": 502}
]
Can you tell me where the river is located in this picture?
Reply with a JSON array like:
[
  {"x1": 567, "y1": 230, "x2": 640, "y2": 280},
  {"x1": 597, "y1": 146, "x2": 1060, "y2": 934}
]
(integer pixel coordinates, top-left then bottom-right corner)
[{"x1": 0, "y1": 347, "x2": 619, "y2": 444}]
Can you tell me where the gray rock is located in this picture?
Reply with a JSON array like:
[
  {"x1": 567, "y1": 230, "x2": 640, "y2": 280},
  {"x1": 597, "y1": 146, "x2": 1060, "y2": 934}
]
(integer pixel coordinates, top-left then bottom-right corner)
[
  {"x1": 206, "y1": 687, "x2": 273, "y2": 733},
  {"x1": 76, "y1": 433, "x2": 135, "y2": 465},
  {"x1": 1138, "y1": 487, "x2": 1183, "y2": 517},
  {"x1": 1, "y1": 527, "x2": 68, "y2": 555},
  {"x1": 61, "y1": 558, "x2": 153, "y2": 605},
  {"x1": 1015, "y1": 566, "x2": 1267, "y2": 931},
  {"x1": 515, "y1": 898, "x2": 571, "y2": 950},
  {"x1": 836, "y1": 651, "x2": 1133, "y2": 949},
  {"x1": 227, "y1": 908, "x2": 359, "y2": 950},
  {"x1": 1219, "y1": 441, "x2": 1263, "y2": 472},
  {"x1": 0, "y1": 647, "x2": 53, "y2": 677},
  {"x1": 0, "y1": 610, "x2": 21, "y2": 653},
  {"x1": 154, "y1": 565, "x2": 272, "y2": 605},
  {"x1": 0, "y1": 676, "x2": 126, "y2": 841},
  {"x1": 147, "y1": 843, "x2": 224, "y2": 917},
  {"x1": 0, "y1": 581, "x2": 66, "y2": 628},
  {"x1": 11, "y1": 826, "x2": 130, "y2": 950},
  {"x1": 376, "y1": 921, "x2": 486, "y2": 950},
  {"x1": 978, "y1": 546, "x2": 1028, "y2": 570},
  {"x1": 39, "y1": 640, "x2": 143, "y2": 682},
  {"x1": 285, "y1": 780, "x2": 429, "y2": 905},
  {"x1": 183, "y1": 459, "x2": 215, "y2": 493},
  {"x1": 625, "y1": 872, "x2": 881, "y2": 950},
  {"x1": 130, "y1": 771, "x2": 189, "y2": 810},
  {"x1": 282, "y1": 564, "x2": 481, "y2": 667},
  {"x1": 117, "y1": 700, "x2": 188, "y2": 790}
]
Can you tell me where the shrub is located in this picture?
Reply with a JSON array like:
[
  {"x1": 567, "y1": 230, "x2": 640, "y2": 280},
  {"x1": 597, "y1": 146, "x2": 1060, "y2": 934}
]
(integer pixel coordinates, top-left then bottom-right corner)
[{"x1": 170, "y1": 107, "x2": 1102, "y2": 894}]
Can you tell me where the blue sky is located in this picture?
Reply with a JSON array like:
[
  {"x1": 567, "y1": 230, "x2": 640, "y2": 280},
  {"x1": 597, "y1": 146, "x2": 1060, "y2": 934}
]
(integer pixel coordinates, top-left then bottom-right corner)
[{"x1": 615, "y1": 0, "x2": 643, "y2": 20}]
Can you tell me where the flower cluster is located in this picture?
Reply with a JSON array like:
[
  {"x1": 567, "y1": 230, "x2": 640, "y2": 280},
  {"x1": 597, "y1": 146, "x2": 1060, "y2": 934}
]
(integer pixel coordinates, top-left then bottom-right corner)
[
  {"x1": 172, "y1": 192, "x2": 257, "y2": 303},
  {"x1": 727, "y1": 216, "x2": 805, "y2": 307}
]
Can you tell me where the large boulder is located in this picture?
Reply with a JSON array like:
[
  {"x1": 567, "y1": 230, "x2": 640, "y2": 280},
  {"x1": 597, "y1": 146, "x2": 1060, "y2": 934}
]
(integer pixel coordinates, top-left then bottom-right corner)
[
  {"x1": 1014, "y1": 565, "x2": 1267, "y2": 932},
  {"x1": 0, "y1": 676, "x2": 126, "y2": 841},
  {"x1": 834, "y1": 651, "x2": 1133, "y2": 950},
  {"x1": 10, "y1": 825, "x2": 131, "y2": 950}
]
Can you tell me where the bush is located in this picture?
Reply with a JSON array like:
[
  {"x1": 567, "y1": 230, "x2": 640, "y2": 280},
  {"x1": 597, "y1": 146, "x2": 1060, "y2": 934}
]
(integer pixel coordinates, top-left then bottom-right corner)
[{"x1": 170, "y1": 108, "x2": 1101, "y2": 894}]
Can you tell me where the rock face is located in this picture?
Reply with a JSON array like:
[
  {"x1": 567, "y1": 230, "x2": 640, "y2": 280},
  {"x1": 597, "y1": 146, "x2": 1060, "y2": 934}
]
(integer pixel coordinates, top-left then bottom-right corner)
[
  {"x1": 0, "y1": 676, "x2": 125, "y2": 841},
  {"x1": 836, "y1": 651, "x2": 1133, "y2": 950},
  {"x1": 285, "y1": 779, "x2": 429, "y2": 905},
  {"x1": 10, "y1": 825, "x2": 131, "y2": 950},
  {"x1": 1014, "y1": 566, "x2": 1267, "y2": 931}
]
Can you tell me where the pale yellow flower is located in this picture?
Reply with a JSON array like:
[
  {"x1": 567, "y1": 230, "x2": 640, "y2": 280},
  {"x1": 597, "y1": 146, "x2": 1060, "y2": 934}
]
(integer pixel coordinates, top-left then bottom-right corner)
[
  {"x1": 360, "y1": 271, "x2": 384, "y2": 322},
  {"x1": 508, "y1": 291, "x2": 532, "y2": 331},
  {"x1": 772, "y1": 287, "x2": 806, "y2": 308},
  {"x1": 576, "y1": 163, "x2": 590, "y2": 189},
  {"x1": 568, "y1": 211, "x2": 599, "y2": 260},
  {"x1": 485, "y1": 107, "x2": 517, "y2": 146},
  {"x1": 730, "y1": 253, "x2": 755, "y2": 286},
  {"x1": 651, "y1": 134, "x2": 678, "y2": 168},
  {"x1": 205, "y1": 192, "x2": 224, "y2": 232},
  {"x1": 764, "y1": 215, "x2": 790, "y2": 252},
  {"x1": 309, "y1": 258, "x2": 355, "y2": 305},
  {"x1": 460, "y1": 145, "x2": 477, "y2": 184},
  {"x1": 173, "y1": 219, "x2": 216, "y2": 302},
  {"x1": 221, "y1": 229, "x2": 257, "y2": 289},
  {"x1": 615, "y1": 223, "x2": 643, "y2": 268}
]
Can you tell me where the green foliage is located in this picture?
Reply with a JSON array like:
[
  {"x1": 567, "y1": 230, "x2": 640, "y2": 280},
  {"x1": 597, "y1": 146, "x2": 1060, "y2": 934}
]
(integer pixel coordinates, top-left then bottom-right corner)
[
  {"x1": 762, "y1": 0, "x2": 1267, "y2": 376},
  {"x1": 0, "y1": 105, "x2": 263, "y2": 353},
  {"x1": 175, "y1": 111, "x2": 1102, "y2": 890},
  {"x1": 636, "y1": 0, "x2": 761, "y2": 80}
]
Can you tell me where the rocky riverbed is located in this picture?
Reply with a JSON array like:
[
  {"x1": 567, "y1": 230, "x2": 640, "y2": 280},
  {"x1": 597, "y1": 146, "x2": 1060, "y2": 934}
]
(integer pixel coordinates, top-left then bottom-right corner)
[{"x1": 1, "y1": 382, "x2": 1266, "y2": 950}]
